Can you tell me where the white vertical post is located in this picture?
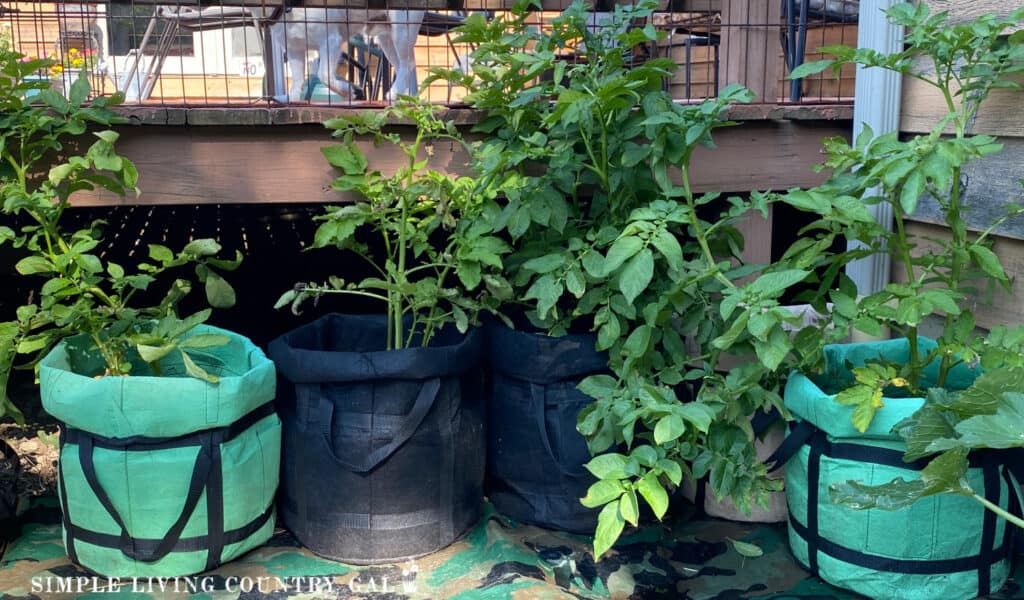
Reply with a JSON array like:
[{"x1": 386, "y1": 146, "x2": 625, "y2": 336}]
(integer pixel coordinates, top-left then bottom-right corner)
[{"x1": 846, "y1": 0, "x2": 905, "y2": 295}]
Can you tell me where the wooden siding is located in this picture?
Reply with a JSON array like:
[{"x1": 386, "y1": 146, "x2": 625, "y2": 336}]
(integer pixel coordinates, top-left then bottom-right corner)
[
  {"x1": 894, "y1": 222, "x2": 1024, "y2": 330},
  {"x1": 69, "y1": 119, "x2": 848, "y2": 207}
]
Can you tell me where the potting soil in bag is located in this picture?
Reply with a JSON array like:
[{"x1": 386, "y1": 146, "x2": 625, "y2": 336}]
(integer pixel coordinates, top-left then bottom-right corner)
[
  {"x1": 40, "y1": 325, "x2": 281, "y2": 578},
  {"x1": 269, "y1": 313, "x2": 485, "y2": 564},
  {"x1": 777, "y1": 338, "x2": 1021, "y2": 600},
  {"x1": 484, "y1": 323, "x2": 606, "y2": 533}
]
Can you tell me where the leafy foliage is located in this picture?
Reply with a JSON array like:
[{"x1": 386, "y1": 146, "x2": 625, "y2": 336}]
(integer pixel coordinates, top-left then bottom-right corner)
[
  {"x1": 789, "y1": 4, "x2": 1024, "y2": 529},
  {"x1": 0, "y1": 49, "x2": 241, "y2": 424},
  {"x1": 830, "y1": 380, "x2": 1024, "y2": 530},
  {"x1": 276, "y1": 99, "x2": 510, "y2": 349},
  {"x1": 783, "y1": 3, "x2": 1024, "y2": 430},
  {"x1": 435, "y1": 0, "x2": 826, "y2": 557}
]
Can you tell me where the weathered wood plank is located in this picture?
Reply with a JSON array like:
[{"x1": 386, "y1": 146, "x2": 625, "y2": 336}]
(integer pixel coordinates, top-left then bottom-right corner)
[
  {"x1": 110, "y1": 103, "x2": 852, "y2": 127},
  {"x1": 719, "y1": 0, "x2": 784, "y2": 103},
  {"x1": 923, "y1": 0, "x2": 1024, "y2": 26},
  {"x1": 900, "y1": 57, "x2": 1024, "y2": 137},
  {"x1": 908, "y1": 137, "x2": 1024, "y2": 241},
  {"x1": 895, "y1": 221, "x2": 1024, "y2": 330},
  {"x1": 70, "y1": 120, "x2": 846, "y2": 206}
]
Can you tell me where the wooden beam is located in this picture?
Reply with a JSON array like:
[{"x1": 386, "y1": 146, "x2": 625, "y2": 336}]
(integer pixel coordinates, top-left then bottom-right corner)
[
  {"x1": 718, "y1": 0, "x2": 783, "y2": 103},
  {"x1": 908, "y1": 137, "x2": 1024, "y2": 241},
  {"x1": 895, "y1": 222, "x2": 1024, "y2": 330},
  {"x1": 69, "y1": 120, "x2": 846, "y2": 206},
  {"x1": 900, "y1": 58, "x2": 1024, "y2": 137},
  {"x1": 922, "y1": 0, "x2": 1024, "y2": 27}
]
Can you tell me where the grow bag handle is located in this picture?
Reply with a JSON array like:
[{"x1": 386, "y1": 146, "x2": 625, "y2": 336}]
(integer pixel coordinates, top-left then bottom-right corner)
[
  {"x1": 530, "y1": 384, "x2": 589, "y2": 479},
  {"x1": 765, "y1": 419, "x2": 816, "y2": 473},
  {"x1": 78, "y1": 432, "x2": 216, "y2": 563},
  {"x1": 318, "y1": 377, "x2": 441, "y2": 473}
]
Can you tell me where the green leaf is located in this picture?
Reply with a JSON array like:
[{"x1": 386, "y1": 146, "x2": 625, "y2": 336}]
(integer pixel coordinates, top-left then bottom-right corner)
[
  {"x1": 650, "y1": 230, "x2": 683, "y2": 271},
  {"x1": 581, "y1": 480, "x2": 625, "y2": 508},
  {"x1": 747, "y1": 270, "x2": 810, "y2": 298},
  {"x1": 522, "y1": 253, "x2": 566, "y2": 274},
  {"x1": 678, "y1": 403, "x2": 716, "y2": 433},
  {"x1": 952, "y1": 368, "x2": 1024, "y2": 417},
  {"x1": 829, "y1": 450, "x2": 972, "y2": 511},
  {"x1": 636, "y1": 472, "x2": 669, "y2": 519},
  {"x1": 618, "y1": 248, "x2": 654, "y2": 304},
  {"x1": 148, "y1": 244, "x2": 174, "y2": 263},
  {"x1": 631, "y1": 445, "x2": 658, "y2": 467},
  {"x1": 76, "y1": 254, "x2": 103, "y2": 274},
  {"x1": 753, "y1": 326, "x2": 791, "y2": 372},
  {"x1": 899, "y1": 170, "x2": 925, "y2": 215},
  {"x1": 834, "y1": 383, "x2": 885, "y2": 432},
  {"x1": 619, "y1": 489, "x2": 640, "y2": 526},
  {"x1": 523, "y1": 274, "x2": 563, "y2": 319},
  {"x1": 654, "y1": 414, "x2": 685, "y2": 444},
  {"x1": 622, "y1": 325, "x2": 652, "y2": 358},
  {"x1": 182, "y1": 239, "x2": 222, "y2": 257},
  {"x1": 137, "y1": 344, "x2": 176, "y2": 363},
  {"x1": 106, "y1": 262, "x2": 125, "y2": 279},
  {"x1": 658, "y1": 459, "x2": 683, "y2": 486},
  {"x1": 789, "y1": 59, "x2": 835, "y2": 79},
  {"x1": 15, "y1": 256, "x2": 52, "y2": 275},
  {"x1": 728, "y1": 538, "x2": 764, "y2": 558},
  {"x1": 178, "y1": 334, "x2": 230, "y2": 350},
  {"x1": 48, "y1": 163, "x2": 73, "y2": 185},
  {"x1": 585, "y1": 453, "x2": 630, "y2": 480},
  {"x1": 321, "y1": 143, "x2": 368, "y2": 175},
  {"x1": 931, "y1": 392, "x2": 1024, "y2": 453},
  {"x1": 593, "y1": 501, "x2": 625, "y2": 558},
  {"x1": 181, "y1": 350, "x2": 219, "y2": 384},
  {"x1": 578, "y1": 374, "x2": 619, "y2": 400},
  {"x1": 452, "y1": 305, "x2": 469, "y2": 334},
  {"x1": 894, "y1": 403, "x2": 957, "y2": 462},
  {"x1": 969, "y1": 244, "x2": 1008, "y2": 282},
  {"x1": 565, "y1": 268, "x2": 586, "y2": 298},
  {"x1": 603, "y1": 236, "x2": 643, "y2": 274},
  {"x1": 456, "y1": 261, "x2": 482, "y2": 289},
  {"x1": 204, "y1": 271, "x2": 236, "y2": 308}
]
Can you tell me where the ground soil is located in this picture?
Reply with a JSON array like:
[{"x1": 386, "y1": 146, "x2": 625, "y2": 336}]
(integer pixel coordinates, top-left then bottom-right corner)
[{"x1": 0, "y1": 421, "x2": 59, "y2": 499}]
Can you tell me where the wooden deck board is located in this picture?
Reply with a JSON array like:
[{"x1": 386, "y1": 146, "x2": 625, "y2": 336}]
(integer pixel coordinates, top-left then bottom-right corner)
[{"x1": 70, "y1": 119, "x2": 848, "y2": 206}]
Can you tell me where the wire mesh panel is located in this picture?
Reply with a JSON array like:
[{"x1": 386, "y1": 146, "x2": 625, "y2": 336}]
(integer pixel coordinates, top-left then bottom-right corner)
[{"x1": 0, "y1": 1, "x2": 858, "y2": 107}]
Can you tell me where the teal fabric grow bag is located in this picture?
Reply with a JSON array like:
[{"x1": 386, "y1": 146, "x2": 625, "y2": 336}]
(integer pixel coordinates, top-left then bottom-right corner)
[
  {"x1": 40, "y1": 325, "x2": 281, "y2": 578},
  {"x1": 778, "y1": 338, "x2": 1019, "y2": 600}
]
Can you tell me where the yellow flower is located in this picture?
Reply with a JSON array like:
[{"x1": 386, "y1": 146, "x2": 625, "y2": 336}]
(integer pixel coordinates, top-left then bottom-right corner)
[{"x1": 68, "y1": 47, "x2": 79, "y2": 56}]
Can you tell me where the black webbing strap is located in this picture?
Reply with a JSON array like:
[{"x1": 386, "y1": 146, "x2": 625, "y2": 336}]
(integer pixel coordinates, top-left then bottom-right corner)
[
  {"x1": 317, "y1": 378, "x2": 440, "y2": 474},
  {"x1": 69, "y1": 505, "x2": 274, "y2": 554},
  {"x1": 805, "y1": 433, "x2": 823, "y2": 574},
  {"x1": 60, "y1": 403, "x2": 275, "y2": 565},
  {"x1": 438, "y1": 386, "x2": 456, "y2": 545},
  {"x1": 204, "y1": 442, "x2": 225, "y2": 573},
  {"x1": 786, "y1": 419, "x2": 1019, "y2": 595},
  {"x1": 79, "y1": 430, "x2": 214, "y2": 563},
  {"x1": 56, "y1": 432, "x2": 79, "y2": 565},
  {"x1": 694, "y1": 408, "x2": 783, "y2": 512}
]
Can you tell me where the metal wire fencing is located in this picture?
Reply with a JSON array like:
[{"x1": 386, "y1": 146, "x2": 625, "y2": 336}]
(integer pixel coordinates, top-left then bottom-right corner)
[{"x1": 0, "y1": 1, "x2": 859, "y2": 107}]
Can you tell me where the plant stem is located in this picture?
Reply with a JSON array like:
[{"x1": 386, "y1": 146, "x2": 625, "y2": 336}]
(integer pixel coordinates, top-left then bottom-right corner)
[
  {"x1": 891, "y1": 207, "x2": 922, "y2": 384},
  {"x1": 681, "y1": 168, "x2": 734, "y2": 290},
  {"x1": 972, "y1": 492, "x2": 1024, "y2": 530}
]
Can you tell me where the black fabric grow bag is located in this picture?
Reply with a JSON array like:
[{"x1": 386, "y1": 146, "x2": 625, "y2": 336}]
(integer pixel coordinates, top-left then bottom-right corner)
[
  {"x1": 268, "y1": 313, "x2": 485, "y2": 564},
  {"x1": 484, "y1": 323, "x2": 607, "y2": 533}
]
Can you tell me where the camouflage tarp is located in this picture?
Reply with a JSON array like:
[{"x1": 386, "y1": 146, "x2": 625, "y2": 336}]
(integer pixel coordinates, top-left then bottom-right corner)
[{"x1": 2, "y1": 500, "x2": 1023, "y2": 599}]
